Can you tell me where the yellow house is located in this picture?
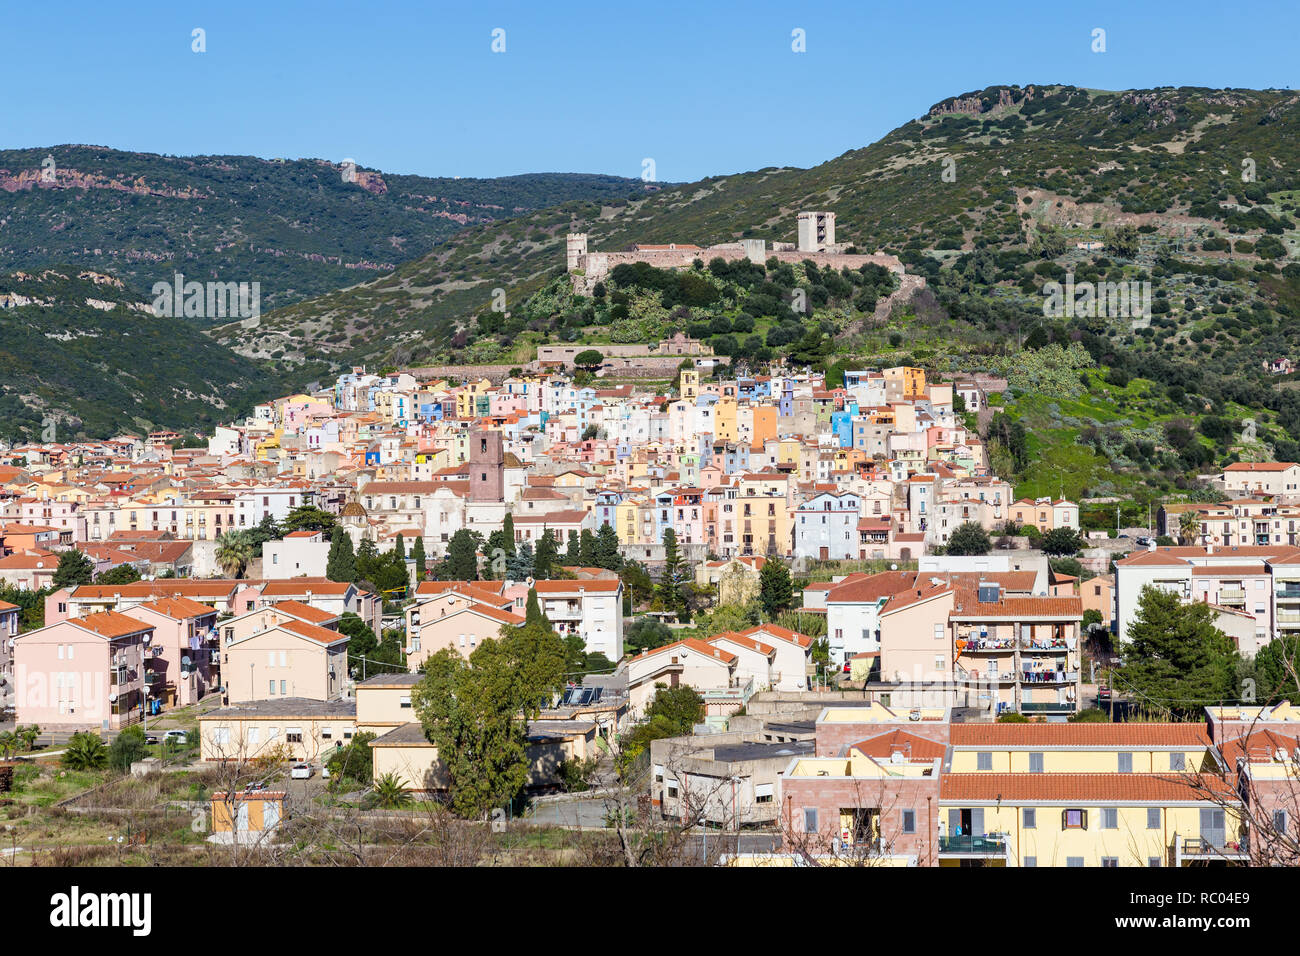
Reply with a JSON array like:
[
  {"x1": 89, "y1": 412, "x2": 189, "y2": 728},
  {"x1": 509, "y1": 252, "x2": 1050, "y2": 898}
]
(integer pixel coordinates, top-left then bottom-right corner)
[
  {"x1": 713, "y1": 397, "x2": 738, "y2": 443},
  {"x1": 198, "y1": 698, "x2": 358, "y2": 763}
]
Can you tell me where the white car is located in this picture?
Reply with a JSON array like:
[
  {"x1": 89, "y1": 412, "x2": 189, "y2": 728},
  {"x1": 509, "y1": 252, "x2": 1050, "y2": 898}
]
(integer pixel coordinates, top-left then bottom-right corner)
[
  {"x1": 162, "y1": 730, "x2": 188, "y2": 744},
  {"x1": 290, "y1": 763, "x2": 313, "y2": 779}
]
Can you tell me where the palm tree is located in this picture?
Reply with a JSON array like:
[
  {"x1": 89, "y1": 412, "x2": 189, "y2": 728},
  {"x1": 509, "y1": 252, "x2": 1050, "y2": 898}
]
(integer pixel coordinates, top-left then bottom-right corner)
[
  {"x1": 17, "y1": 724, "x2": 40, "y2": 752},
  {"x1": 1178, "y1": 509, "x2": 1202, "y2": 546},
  {"x1": 61, "y1": 731, "x2": 108, "y2": 770},
  {"x1": 372, "y1": 772, "x2": 413, "y2": 808},
  {"x1": 214, "y1": 530, "x2": 254, "y2": 579},
  {"x1": 0, "y1": 731, "x2": 17, "y2": 760}
]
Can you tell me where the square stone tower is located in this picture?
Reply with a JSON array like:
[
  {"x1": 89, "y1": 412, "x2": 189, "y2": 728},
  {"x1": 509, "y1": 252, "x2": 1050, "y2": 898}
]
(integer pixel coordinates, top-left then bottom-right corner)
[
  {"x1": 469, "y1": 429, "x2": 505, "y2": 502},
  {"x1": 566, "y1": 233, "x2": 588, "y2": 272},
  {"x1": 796, "y1": 211, "x2": 836, "y2": 252}
]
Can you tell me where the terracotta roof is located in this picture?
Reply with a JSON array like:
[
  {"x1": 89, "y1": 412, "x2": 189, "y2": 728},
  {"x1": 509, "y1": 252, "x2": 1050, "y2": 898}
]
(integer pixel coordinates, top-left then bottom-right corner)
[
  {"x1": 136, "y1": 597, "x2": 217, "y2": 620},
  {"x1": 950, "y1": 723, "x2": 1210, "y2": 747},
  {"x1": 635, "y1": 637, "x2": 736, "y2": 664},
  {"x1": 1224, "y1": 462, "x2": 1298, "y2": 472},
  {"x1": 940, "y1": 773, "x2": 1235, "y2": 803},
  {"x1": 74, "y1": 610, "x2": 154, "y2": 639},
  {"x1": 278, "y1": 618, "x2": 349, "y2": 645},
  {"x1": 849, "y1": 729, "x2": 946, "y2": 762},
  {"x1": 532, "y1": 579, "x2": 620, "y2": 594},
  {"x1": 742, "y1": 622, "x2": 814, "y2": 649},
  {"x1": 273, "y1": 600, "x2": 339, "y2": 625},
  {"x1": 707, "y1": 632, "x2": 775, "y2": 656}
]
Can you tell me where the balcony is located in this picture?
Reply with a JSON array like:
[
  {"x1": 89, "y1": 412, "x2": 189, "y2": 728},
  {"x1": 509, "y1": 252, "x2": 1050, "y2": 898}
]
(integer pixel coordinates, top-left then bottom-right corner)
[
  {"x1": 939, "y1": 833, "x2": 1008, "y2": 855},
  {"x1": 1276, "y1": 587, "x2": 1300, "y2": 601},
  {"x1": 1217, "y1": 588, "x2": 1246, "y2": 603},
  {"x1": 1173, "y1": 836, "x2": 1249, "y2": 866},
  {"x1": 958, "y1": 637, "x2": 1015, "y2": 652},
  {"x1": 1021, "y1": 638, "x2": 1070, "y2": 651},
  {"x1": 1020, "y1": 671, "x2": 1079, "y2": 684},
  {"x1": 1019, "y1": 701, "x2": 1077, "y2": 714}
]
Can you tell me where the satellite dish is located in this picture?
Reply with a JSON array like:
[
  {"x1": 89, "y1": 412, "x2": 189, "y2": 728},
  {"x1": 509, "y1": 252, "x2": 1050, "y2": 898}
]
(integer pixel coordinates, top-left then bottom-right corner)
[
  {"x1": 181, "y1": 655, "x2": 192, "y2": 668},
  {"x1": 142, "y1": 634, "x2": 151, "y2": 644},
  {"x1": 108, "y1": 691, "x2": 118, "y2": 703}
]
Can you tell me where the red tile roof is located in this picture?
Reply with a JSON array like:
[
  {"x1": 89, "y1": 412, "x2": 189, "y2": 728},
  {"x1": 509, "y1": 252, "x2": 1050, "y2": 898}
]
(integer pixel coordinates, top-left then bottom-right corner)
[
  {"x1": 939, "y1": 773, "x2": 1235, "y2": 803},
  {"x1": 950, "y1": 723, "x2": 1210, "y2": 747}
]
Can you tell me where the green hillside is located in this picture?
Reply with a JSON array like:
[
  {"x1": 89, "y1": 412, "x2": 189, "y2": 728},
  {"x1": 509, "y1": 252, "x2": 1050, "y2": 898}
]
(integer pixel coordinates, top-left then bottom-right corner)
[
  {"x1": 0, "y1": 146, "x2": 654, "y2": 311},
  {"x1": 217, "y1": 84, "x2": 1300, "y2": 507},
  {"x1": 0, "y1": 268, "x2": 285, "y2": 442}
]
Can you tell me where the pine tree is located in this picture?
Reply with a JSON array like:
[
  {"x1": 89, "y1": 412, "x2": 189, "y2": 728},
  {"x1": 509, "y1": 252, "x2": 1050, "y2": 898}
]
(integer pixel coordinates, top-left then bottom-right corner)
[
  {"x1": 394, "y1": 534, "x2": 406, "y2": 560},
  {"x1": 507, "y1": 541, "x2": 535, "y2": 582},
  {"x1": 594, "y1": 523, "x2": 622, "y2": 570},
  {"x1": 759, "y1": 557, "x2": 794, "y2": 618},
  {"x1": 52, "y1": 549, "x2": 94, "y2": 588},
  {"x1": 326, "y1": 527, "x2": 356, "y2": 583},
  {"x1": 412, "y1": 535, "x2": 427, "y2": 580},
  {"x1": 534, "y1": 530, "x2": 559, "y2": 579},
  {"x1": 444, "y1": 529, "x2": 481, "y2": 581},
  {"x1": 1118, "y1": 584, "x2": 1238, "y2": 717}
]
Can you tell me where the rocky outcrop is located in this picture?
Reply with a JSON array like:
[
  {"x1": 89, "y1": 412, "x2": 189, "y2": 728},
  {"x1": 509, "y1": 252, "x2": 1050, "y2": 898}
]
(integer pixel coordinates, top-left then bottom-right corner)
[{"x1": 0, "y1": 166, "x2": 210, "y2": 199}]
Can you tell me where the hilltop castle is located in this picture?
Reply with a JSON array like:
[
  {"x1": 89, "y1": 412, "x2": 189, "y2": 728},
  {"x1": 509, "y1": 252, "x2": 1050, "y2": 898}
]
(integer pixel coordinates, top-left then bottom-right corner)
[{"x1": 565, "y1": 211, "x2": 909, "y2": 294}]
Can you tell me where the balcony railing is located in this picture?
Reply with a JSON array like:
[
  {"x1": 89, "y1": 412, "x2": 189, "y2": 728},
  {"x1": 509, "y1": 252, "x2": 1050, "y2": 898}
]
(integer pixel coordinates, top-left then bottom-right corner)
[
  {"x1": 1020, "y1": 701, "x2": 1077, "y2": 714},
  {"x1": 1276, "y1": 588, "x2": 1300, "y2": 601},
  {"x1": 1217, "y1": 589, "x2": 1246, "y2": 602},
  {"x1": 939, "y1": 833, "x2": 1007, "y2": 854},
  {"x1": 959, "y1": 637, "x2": 1015, "y2": 652},
  {"x1": 1020, "y1": 671, "x2": 1079, "y2": 684},
  {"x1": 1021, "y1": 638, "x2": 1070, "y2": 651}
]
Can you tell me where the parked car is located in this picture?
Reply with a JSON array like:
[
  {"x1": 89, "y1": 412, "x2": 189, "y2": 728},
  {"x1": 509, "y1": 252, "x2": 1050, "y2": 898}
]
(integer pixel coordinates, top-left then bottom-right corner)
[
  {"x1": 842, "y1": 661, "x2": 852, "y2": 674},
  {"x1": 322, "y1": 765, "x2": 331, "y2": 780},
  {"x1": 144, "y1": 734, "x2": 159, "y2": 745},
  {"x1": 290, "y1": 763, "x2": 313, "y2": 779},
  {"x1": 1135, "y1": 536, "x2": 1152, "y2": 547},
  {"x1": 161, "y1": 730, "x2": 188, "y2": 744}
]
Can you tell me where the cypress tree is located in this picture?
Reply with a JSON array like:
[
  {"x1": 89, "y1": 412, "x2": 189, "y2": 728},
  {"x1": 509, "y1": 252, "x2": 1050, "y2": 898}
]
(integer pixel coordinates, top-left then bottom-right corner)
[{"x1": 326, "y1": 527, "x2": 356, "y2": 583}]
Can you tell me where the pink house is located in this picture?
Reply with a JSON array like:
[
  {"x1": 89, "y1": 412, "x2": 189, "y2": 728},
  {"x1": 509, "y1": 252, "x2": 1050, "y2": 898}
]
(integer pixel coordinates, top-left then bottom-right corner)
[
  {"x1": 127, "y1": 597, "x2": 221, "y2": 709},
  {"x1": 12, "y1": 610, "x2": 154, "y2": 731}
]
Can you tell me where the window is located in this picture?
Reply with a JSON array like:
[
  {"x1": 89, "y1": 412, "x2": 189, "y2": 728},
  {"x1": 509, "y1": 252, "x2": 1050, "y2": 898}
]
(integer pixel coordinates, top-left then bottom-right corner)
[
  {"x1": 901, "y1": 809, "x2": 916, "y2": 834},
  {"x1": 1169, "y1": 752, "x2": 1185, "y2": 771},
  {"x1": 1029, "y1": 752, "x2": 1044, "y2": 774},
  {"x1": 211, "y1": 728, "x2": 230, "y2": 746},
  {"x1": 1273, "y1": 809, "x2": 1289, "y2": 833},
  {"x1": 1063, "y1": 809, "x2": 1087, "y2": 830},
  {"x1": 1148, "y1": 856, "x2": 1162, "y2": 867},
  {"x1": 286, "y1": 729, "x2": 303, "y2": 743},
  {"x1": 1102, "y1": 808, "x2": 1118, "y2": 829},
  {"x1": 1023, "y1": 808, "x2": 1036, "y2": 829},
  {"x1": 756, "y1": 783, "x2": 774, "y2": 804},
  {"x1": 247, "y1": 727, "x2": 259, "y2": 744},
  {"x1": 1147, "y1": 807, "x2": 1161, "y2": 829},
  {"x1": 267, "y1": 651, "x2": 276, "y2": 667},
  {"x1": 279, "y1": 651, "x2": 287, "y2": 667},
  {"x1": 666, "y1": 780, "x2": 678, "y2": 798},
  {"x1": 933, "y1": 623, "x2": 943, "y2": 640},
  {"x1": 1066, "y1": 857, "x2": 1084, "y2": 867},
  {"x1": 977, "y1": 752, "x2": 992, "y2": 771},
  {"x1": 1118, "y1": 752, "x2": 1133, "y2": 773},
  {"x1": 1023, "y1": 856, "x2": 1037, "y2": 867},
  {"x1": 1101, "y1": 857, "x2": 1119, "y2": 868},
  {"x1": 653, "y1": 764, "x2": 663, "y2": 783},
  {"x1": 280, "y1": 680, "x2": 287, "y2": 695},
  {"x1": 269, "y1": 680, "x2": 276, "y2": 695},
  {"x1": 803, "y1": 808, "x2": 819, "y2": 832},
  {"x1": 400, "y1": 695, "x2": 412, "y2": 709}
]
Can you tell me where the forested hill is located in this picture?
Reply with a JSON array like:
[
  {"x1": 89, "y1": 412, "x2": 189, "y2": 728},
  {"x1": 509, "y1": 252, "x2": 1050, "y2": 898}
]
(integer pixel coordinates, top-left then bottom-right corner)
[{"x1": 0, "y1": 145, "x2": 654, "y2": 310}]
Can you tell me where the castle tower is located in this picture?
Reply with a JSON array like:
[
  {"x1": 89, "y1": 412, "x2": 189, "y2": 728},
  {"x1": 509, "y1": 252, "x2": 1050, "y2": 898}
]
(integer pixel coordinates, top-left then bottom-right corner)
[
  {"x1": 566, "y1": 233, "x2": 588, "y2": 272},
  {"x1": 469, "y1": 429, "x2": 505, "y2": 502},
  {"x1": 796, "y1": 211, "x2": 836, "y2": 253}
]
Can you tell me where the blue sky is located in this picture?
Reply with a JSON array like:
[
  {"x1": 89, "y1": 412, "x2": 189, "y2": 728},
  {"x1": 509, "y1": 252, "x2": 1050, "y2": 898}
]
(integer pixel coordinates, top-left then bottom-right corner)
[{"x1": 2, "y1": 0, "x2": 1296, "y2": 182}]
